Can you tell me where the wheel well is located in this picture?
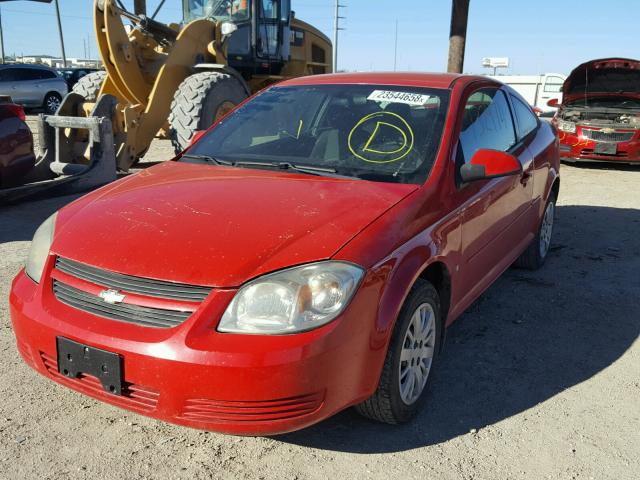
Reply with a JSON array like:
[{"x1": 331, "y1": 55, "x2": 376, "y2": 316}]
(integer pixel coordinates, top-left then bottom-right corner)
[
  {"x1": 43, "y1": 91, "x2": 62, "y2": 103},
  {"x1": 418, "y1": 261, "x2": 451, "y2": 330}
]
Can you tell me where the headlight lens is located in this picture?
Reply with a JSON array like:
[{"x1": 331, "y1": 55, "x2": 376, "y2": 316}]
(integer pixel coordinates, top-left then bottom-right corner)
[
  {"x1": 557, "y1": 119, "x2": 576, "y2": 133},
  {"x1": 218, "y1": 262, "x2": 364, "y2": 334},
  {"x1": 25, "y1": 212, "x2": 57, "y2": 283}
]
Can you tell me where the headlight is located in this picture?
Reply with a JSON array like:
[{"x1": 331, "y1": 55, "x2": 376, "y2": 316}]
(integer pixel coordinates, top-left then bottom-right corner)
[
  {"x1": 218, "y1": 262, "x2": 364, "y2": 334},
  {"x1": 557, "y1": 119, "x2": 576, "y2": 133},
  {"x1": 25, "y1": 212, "x2": 57, "y2": 283}
]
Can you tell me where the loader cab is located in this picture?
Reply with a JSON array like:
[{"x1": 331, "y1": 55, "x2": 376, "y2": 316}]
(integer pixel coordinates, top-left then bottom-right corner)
[{"x1": 183, "y1": 0, "x2": 292, "y2": 75}]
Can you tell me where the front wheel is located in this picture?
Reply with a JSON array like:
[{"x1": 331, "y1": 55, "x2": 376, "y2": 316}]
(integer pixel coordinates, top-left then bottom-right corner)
[
  {"x1": 355, "y1": 279, "x2": 442, "y2": 424},
  {"x1": 515, "y1": 192, "x2": 557, "y2": 270}
]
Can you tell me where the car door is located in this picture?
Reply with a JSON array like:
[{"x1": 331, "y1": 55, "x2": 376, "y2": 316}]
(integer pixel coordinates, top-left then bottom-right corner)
[
  {"x1": 10, "y1": 68, "x2": 40, "y2": 106},
  {"x1": 453, "y1": 87, "x2": 535, "y2": 302}
]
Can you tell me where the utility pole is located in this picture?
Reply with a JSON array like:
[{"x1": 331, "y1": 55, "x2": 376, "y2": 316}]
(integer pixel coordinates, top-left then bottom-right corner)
[
  {"x1": 393, "y1": 19, "x2": 398, "y2": 71},
  {"x1": 0, "y1": 7, "x2": 5, "y2": 65},
  {"x1": 447, "y1": 0, "x2": 470, "y2": 73},
  {"x1": 332, "y1": 0, "x2": 346, "y2": 73},
  {"x1": 53, "y1": 0, "x2": 67, "y2": 67},
  {"x1": 134, "y1": 0, "x2": 146, "y2": 16}
]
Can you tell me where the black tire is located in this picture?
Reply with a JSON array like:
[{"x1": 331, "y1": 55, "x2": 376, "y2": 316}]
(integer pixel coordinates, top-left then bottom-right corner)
[
  {"x1": 355, "y1": 279, "x2": 442, "y2": 424},
  {"x1": 514, "y1": 191, "x2": 557, "y2": 270},
  {"x1": 168, "y1": 72, "x2": 247, "y2": 153},
  {"x1": 71, "y1": 71, "x2": 107, "y2": 102},
  {"x1": 43, "y1": 92, "x2": 62, "y2": 114}
]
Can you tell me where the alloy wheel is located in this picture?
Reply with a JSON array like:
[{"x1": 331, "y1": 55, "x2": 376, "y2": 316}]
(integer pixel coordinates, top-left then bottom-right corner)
[
  {"x1": 399, "y1": 303, "x2": 436, "y2": 405},
  {"x1": 539, "y1": 201, "x2": 555, "y2": 259}
]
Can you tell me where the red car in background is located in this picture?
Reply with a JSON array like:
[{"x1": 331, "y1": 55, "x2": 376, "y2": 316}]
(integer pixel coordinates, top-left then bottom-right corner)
[
  {"x1": 0, "y1": 98, "x2": 35, "y2": 188},
  {"x1": 10, "y1": 72, "x2": 560, "y2": 435},
  {"x1": 552, "y1": 58, "x2": 640, "y2": 164}
]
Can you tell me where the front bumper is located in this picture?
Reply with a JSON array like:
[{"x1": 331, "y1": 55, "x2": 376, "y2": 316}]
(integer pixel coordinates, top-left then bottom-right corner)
[
  {"x1": 557, "y1": 127, "x2": 640, "y2": 164},
  {"x1": 10, "y1": 264, "x2": 384, "y2": 435}
]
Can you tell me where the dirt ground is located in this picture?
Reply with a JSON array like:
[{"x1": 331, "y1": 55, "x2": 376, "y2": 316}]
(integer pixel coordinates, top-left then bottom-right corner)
[{"x1": 1, "y1": 121, "x2": 639, "y2": 479}]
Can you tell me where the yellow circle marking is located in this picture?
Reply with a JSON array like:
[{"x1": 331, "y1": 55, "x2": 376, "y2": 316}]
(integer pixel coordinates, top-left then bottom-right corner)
[{"x1": 348, "y1": 111, "x2": 415, "y2": 163}]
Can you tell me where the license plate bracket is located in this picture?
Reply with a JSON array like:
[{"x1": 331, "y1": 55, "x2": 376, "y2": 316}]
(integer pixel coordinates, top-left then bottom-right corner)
[
  {"x1": 594, "y1": 142, "x2": 617, "y2": 155},
  {"x1": 56, "y1": 337, "x2": 123, "y2": 396}
]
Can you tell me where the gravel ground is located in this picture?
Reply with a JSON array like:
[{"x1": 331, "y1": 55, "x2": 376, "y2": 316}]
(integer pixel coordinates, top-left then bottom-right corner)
[{"x1": 1, "y1": 120, "x2": 639, "y2": 479}]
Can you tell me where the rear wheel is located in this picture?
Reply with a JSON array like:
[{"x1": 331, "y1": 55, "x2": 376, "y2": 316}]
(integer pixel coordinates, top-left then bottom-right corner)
[
  {"x1": 168, "y1": 71, "x2": 247, "y2": 153},
  {"x1": 43, "y1": 92, "x2": 62, "y2": 114},
  {"x1": 71, "y1": 71, "x2": 107, "y2": 102},
  {"x1": 515, "y1": 191, "x2": 557, "y2": 270},
  {"x1": 355, "y1": 279, "x2": 442, "y2": 424}
]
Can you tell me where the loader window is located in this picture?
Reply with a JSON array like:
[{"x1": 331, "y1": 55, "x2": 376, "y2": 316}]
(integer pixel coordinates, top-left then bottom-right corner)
[
  {"x1": 184, "y1": 0, "x2": 250, "y2": 23},
  {"x1": 186, "y1": 84, "x2": 450, "y2": 184}
]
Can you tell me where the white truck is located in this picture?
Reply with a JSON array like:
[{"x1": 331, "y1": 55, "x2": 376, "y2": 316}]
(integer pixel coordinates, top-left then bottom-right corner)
[{"x1": 489, "y1": 73, "x2": 567, "y2": 115}]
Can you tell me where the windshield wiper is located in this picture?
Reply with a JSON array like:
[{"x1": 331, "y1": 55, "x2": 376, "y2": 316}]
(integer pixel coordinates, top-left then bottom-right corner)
[
  {"x1": 180, "y1": 154, "x2": 233, "y2": 166},
  {"x1": 233, "y1": 161, "x2": 340, "y2": 177}
]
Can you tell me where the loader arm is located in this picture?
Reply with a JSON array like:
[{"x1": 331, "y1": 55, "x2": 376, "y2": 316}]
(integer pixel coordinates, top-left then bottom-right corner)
[{"x1": 93, "y1": 0, "x2": 217, "y2": 170}]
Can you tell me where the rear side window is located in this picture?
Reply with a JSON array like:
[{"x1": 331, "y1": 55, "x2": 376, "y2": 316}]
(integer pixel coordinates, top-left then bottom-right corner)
[
  {"x1": 510, "y1": 95, "x2": 538, "y2": 139},
  {"x1": 458, "y1": 88, "x2": 516, "y2": 164},
  {"x1": 37, "y1": 69, "x2": 57, "y2": 80}
]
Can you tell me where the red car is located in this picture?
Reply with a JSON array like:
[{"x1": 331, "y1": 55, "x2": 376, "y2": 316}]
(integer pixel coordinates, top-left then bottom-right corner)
[
  {"x1": 552, "y1": 57, "x2": 640, "y2": 164},
  {"x1": 10, "y1": 73, "x2": 560, "y2": 435},
  {"x1": 0, "y1": 99, "x2": 35, "y2": 188}
]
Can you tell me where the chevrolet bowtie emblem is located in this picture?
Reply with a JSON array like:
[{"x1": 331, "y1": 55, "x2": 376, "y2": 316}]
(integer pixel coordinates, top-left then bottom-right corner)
[{"x1": 99, "y1": 289, "x2": 126, "y2": 304}]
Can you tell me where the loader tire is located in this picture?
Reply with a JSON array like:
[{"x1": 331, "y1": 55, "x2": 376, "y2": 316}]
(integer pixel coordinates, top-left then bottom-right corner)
[
  {"x1": 168, "y1": 72, "x2": 247, "y2": 153},
  {"x1": 72, "y1": 71, "x2": 107, "y2": 102}
]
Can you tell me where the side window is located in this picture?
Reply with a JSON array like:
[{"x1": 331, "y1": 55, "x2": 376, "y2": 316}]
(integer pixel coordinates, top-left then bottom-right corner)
[
  {"x1": 15, "y1": 69, "x2": 41, "y2": 81},
  {"x1": 38, "y1": 69, "x2": 57, "y2": 80},
  {"x1": 510, "y1": 95, "x2": 538, "y2": 139},
  {"x1": 458, "y1": 88, "x2": 516, "y2": 165},
  {"x1": 543, "y1": 76, "x2": 564, "y2": 93}
]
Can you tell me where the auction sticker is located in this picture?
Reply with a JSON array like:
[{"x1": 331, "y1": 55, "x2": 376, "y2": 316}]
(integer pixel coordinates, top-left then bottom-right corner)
[{"x1": 367, "y1": 90, "x2": 430, "y2": 106}]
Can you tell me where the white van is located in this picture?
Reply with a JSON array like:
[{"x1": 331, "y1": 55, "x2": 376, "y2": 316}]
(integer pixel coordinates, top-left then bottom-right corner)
[{"x1": 489, "y1": 73, "x2": 566, "y2": 115}]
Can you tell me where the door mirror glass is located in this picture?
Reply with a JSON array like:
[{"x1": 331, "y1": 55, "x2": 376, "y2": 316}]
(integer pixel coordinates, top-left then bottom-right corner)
[{"x1": 460, "y1": 148, "x2": 522, "y2": 183}]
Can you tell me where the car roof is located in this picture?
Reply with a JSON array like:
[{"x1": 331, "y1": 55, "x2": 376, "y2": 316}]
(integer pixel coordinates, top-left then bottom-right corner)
[
  {"x1": 0, "y1": 63, "x2": 56, "y2": 71},
  {"x1": 279, "y1": 72, "x2": 488, "y2": 90}
]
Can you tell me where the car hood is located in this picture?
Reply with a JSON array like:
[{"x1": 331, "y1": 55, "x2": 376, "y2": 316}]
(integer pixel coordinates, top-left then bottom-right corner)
[
  {"x1": 53, "y1": 162, "x2": 418, "y2": 287},
  {"x1": 563, "y1": 57, "x2": 640, "y2": 104}
]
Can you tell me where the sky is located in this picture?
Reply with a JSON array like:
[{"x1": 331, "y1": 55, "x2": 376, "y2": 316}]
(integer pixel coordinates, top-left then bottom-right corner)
[{"x1": 0, "y1": 0, "x2": 637, "y2": 75}]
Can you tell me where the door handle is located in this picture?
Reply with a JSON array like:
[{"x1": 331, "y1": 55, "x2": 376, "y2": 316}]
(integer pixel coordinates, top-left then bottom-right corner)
[{"x1": 520, "y1": 171, "x2": 532, "y2": 185}]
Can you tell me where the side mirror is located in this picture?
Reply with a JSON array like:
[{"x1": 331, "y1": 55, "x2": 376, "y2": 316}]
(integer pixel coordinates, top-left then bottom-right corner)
[
  {"x1": 546, "y1": 98, "x2": 559, "y2": 108},
  {"x1": 460, "y1": 149, "x2": 522, "y2": 183},
  {"x1": 189, "y1": 130, "x2": 206, "y2": 146}
]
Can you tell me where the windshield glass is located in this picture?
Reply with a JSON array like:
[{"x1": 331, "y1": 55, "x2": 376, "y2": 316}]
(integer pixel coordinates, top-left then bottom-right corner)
[
  {"x1": 186, "y1": 84, "x2": 450, "y2": 184},
  {"x1": 184, "y1": 0, "x2": 250, "y2": 23}
]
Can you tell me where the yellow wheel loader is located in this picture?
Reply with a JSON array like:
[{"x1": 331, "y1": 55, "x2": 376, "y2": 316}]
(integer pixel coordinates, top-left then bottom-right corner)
[{"x1": 0, "y1": 0, "x2": 331, "y2": 204}]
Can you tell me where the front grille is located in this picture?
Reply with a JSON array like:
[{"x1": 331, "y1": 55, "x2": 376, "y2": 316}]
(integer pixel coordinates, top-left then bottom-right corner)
[
  {"x1": 40, "y1": 352, "x2": 159, "y2": 412},
  {"x1": 179, "y1": 392, "x2": 325, "y2": 423},
  {"x1": 581, "y1": 129, "x2": 635, "y2": 142},
  {"x1": 53, "y1": 280, "x2": 191, "y2": 328},
  {"x1": 55, "y1": 257, "x2": 212, "y2": 302}
]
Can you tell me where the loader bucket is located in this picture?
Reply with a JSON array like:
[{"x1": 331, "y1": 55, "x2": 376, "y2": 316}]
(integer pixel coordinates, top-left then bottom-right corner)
[{"x1": 0, "y1": 114, "x2": 117, "y2": 205}]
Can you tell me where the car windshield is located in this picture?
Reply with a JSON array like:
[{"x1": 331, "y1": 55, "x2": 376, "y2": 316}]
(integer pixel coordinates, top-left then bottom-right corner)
[
  {"x1": 184, "y1": 0, "x2": 250, "y2": 23},
  {"x1": 186, "y1": 84, "x2": 450, "y2": 184}
]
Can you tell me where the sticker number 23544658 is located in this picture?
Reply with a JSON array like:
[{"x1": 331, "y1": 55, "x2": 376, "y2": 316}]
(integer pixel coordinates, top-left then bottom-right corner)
[{"x1": 366, "y1": 90, "x2": 431, "y2": 106}]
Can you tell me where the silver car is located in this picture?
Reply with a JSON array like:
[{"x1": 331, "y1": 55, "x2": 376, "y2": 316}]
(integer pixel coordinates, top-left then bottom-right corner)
[{"x1": 0, "y1": 64, "x2": 68, "y2": 114}]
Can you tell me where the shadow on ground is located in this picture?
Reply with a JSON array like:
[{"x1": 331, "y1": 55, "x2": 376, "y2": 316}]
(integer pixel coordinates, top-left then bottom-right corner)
[
  {"x1": 279, "y1": 204, "x2": 640, "y2": 452},
  {"x1": 0, "y1": 195, "x2": 80, "y2": 244}
]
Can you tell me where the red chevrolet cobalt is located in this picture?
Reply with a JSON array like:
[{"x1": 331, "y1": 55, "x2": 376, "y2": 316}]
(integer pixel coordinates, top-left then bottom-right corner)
[{"x1": 10, "y1": 73, "x2": 560, "y2": 435}]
